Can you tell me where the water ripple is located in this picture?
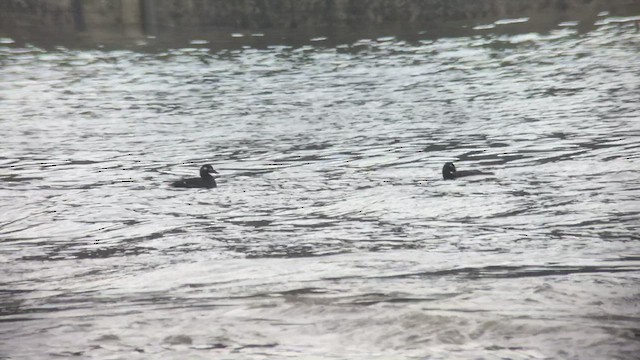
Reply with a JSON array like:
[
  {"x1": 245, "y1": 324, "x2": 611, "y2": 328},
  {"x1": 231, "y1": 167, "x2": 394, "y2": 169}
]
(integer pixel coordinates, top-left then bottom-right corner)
[{"x1": 1, "y1": 18, "x2": 640, "y2": 360}]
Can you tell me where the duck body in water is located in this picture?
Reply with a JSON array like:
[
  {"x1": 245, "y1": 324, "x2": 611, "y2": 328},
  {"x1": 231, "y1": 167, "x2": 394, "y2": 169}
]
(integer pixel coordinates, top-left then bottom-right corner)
[
  {"x1": 442, "y1": 162, "x2": 493, "y2": 180},
  {"x1": 171, "y1": 164, "x2": 218, "y2": 188}
]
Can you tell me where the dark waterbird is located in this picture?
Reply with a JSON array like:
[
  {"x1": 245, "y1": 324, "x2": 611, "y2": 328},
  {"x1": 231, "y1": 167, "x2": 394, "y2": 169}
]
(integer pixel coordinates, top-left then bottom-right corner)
[
  {"x1": 442, "y1": 162, "x2": 493, "y2": 180},
  {"x1": 171, "y1": 164, "x2": 218, "y2": 188}
]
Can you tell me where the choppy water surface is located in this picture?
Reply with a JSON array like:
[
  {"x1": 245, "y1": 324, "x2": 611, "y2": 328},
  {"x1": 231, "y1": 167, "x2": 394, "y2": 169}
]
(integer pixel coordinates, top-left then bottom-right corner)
[{"x1": 1, "y1": 18, "x2": 640, "y2": 360}]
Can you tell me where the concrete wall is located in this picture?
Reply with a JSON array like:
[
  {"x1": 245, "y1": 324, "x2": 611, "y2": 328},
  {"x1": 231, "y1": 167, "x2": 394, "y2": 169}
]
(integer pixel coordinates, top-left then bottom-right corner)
[{"x1": 2, "y1": 0, "x2": 639, "y2": 32}]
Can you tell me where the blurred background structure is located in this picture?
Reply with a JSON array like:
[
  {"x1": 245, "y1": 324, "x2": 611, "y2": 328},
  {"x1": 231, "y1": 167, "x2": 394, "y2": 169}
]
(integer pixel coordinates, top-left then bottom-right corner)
[{"x1": 1, "y1": 0, "x2": 639, "y2": 47}]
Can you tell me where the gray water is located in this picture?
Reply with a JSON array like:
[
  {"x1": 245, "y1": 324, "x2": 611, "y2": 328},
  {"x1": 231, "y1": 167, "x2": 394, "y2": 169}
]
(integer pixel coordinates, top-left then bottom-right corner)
[{"x1": 1, "y1": 16, "x2": 640, "y2": 360}]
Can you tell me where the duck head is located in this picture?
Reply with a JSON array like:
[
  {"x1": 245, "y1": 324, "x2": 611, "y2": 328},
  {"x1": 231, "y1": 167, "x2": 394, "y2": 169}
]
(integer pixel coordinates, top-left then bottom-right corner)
[
  {"x1": 200, "y1": 164, "x2": 218, "y2": 178},
  {"x1": 442, "y1": 162, "x2": 456, "y2": 180}
]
